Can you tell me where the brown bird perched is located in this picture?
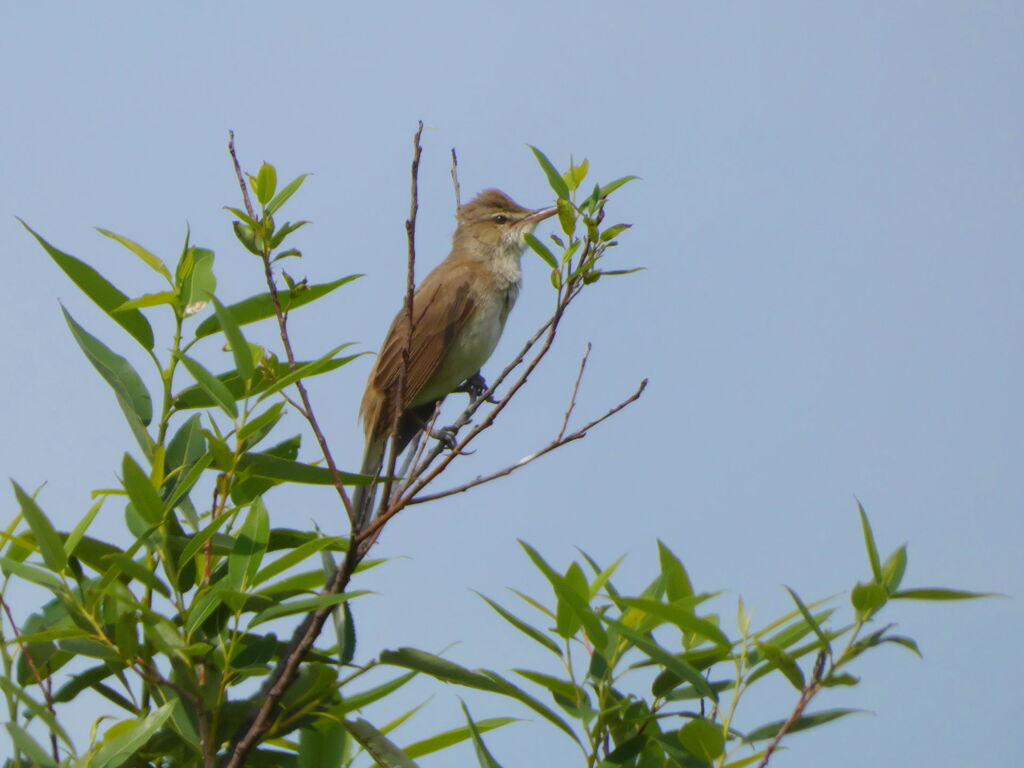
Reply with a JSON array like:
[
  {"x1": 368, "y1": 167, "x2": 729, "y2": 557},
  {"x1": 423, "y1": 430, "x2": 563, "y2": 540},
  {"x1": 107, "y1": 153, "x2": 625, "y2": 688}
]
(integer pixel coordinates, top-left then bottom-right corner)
[{"x1": 354, "y1": 189, "x2": 557, "y2": 526}]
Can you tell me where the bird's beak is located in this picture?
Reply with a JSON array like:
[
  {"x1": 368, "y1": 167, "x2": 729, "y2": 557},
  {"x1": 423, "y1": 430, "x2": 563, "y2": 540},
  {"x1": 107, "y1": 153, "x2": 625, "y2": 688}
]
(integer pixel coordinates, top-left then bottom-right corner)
[{"x1": 522, "y1": 205, "x2": 558, "y2": 224}]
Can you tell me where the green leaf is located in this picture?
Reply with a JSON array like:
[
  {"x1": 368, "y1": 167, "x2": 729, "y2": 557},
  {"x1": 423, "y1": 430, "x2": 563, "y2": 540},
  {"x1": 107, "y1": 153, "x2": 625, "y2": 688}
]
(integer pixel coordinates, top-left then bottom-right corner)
[
  {"x1": 177, "y1": 507, "x2": 241, "y2": 570},
  {"x1": 5, "y1": 722, "x2": 59, "y2": 767},
  {"x1": 193, "y1": 276, "x2": 361, "y2": 338},
  {"x1": 658, "y1": 540, "x2": 693, "y2": 601},
  {"x1": 254, "y1": 535, "x2": 346, "y2": 587},
  {"x1": 519, "y1": 541, "x2": 607, "y2": 648},
  {"x1": 608, "y1": 619, "x2": 717, "y2": 701},
  {"x1": 527, "y1": 145, "x2": 570, "y2": 199},
  {"x1": 616, "y1": 597, "x2": 730, "y2": 648},
  {"x1": 212, "y1": 296, "x2": 254, "y2": 380},
  {"x1": 881, "y1": 545, "x2": 908, "y2": 594},
  {"x1": 460, "y1": 700, "x2": 506, "y2": 768},
  {"x1": 101, "y1": 553, "x2": 171, "y2": 599},
  {"x1": 228, "y1": 499, "x2": 269, "y2": 591},
  {"x1": 115, "y1": 291, "x2": 179, "y2": 312},
  {"x1": 62, "y1": 307, "x2": 153, "y2": 426},
  {"x1": 600, "y1": 223, "x2": 632, "y2": 242},
  {"x1": 784, "y1": 586, "x2": 830, "y2": 650},
  {"x1": 236, "y1": 451, "x2": 367, "y2": 485},
  {"x1": 0, "y1": 554, "x2": 64, "y2": 591},
  {"x1": 299, "y1": 719, "x2": 346, "y2": 768},
  {"x1": 556, "y1": 561, "x2": 588, "y2": 637},
  {"x1": 12, "y1": 482, "x2": 67, "y2": 572},
  {"x1": 475, "y1": 593, "x2": 561, "y2": 655},
  {"x1": 851, "y1": 582, "x2": 888, "y2": 618},
  {"x1": 92, "y1": 701, "x2": 176, "y2": 768},
  {"x1": 890, "y1": 587, "x2": 999, "y2": 601},
  {"x1": 270, "y1": 220, "x2": 310, "y2": 249},
  {"x1": 179, "y1": 354, "x2": 239, "y2": 417},
  {"x1": 249, "y1": 591, "x2": 368, "y2": 627},
  {"x1": 556, "y1": 198, "x2": 576, "y2": 237},
  {"x1": 95, "y1": 228, "x2": 173, "y2": 282},
  {"x1": 598, "y1": 175, "x2": 640, "y2": 197},
  {"x1": 238, "y1": 402, "x2": 286, "y2": 443},
  {"x1": 754, "y1": 642, "x2": 805, "y2": 690},
  {"x1": 746, "y1": 709, "x2": 863, "y2": 742},
  {"x1": 267, "y1": 173, "x2": 311, "y2": 216},
  {"x1": 174, "y1": 355, "x2": 360, "y2": 409},
  {"x1": 523, "y1": 233, "x2": 558, "y2": 270},
  {"x1": 0, "y1": 678, "x2": 74, "y2": 748},
  {"x1": 857, "y1": 500, "x2": 883, "y2": 583},
  {"x1": 65, "y1": 496, "x2": 105, "y2": 557},
  {"x1": 335, "y1": 671, "x2": 417, "y2": 715},
  {"x1": 22, "y1": 220, "x2": 154, "y2": 349},
  {"x1": 177, "y1": 247, "x2": 216, "y2": 315},
  {"x1": 344, "y1": 719, "x2": 420, "y2": 768},
  {"x1": 257, "y1": 343, "x2": 356, "y2": 401},
  {"x1": 252, "y1": 163, "x2": 278, "y2": 206},
  {"x1": 122, "y1": 454, "x2": 164, "y2": 525},
  {"x1": 678, "y1": 718, "x2": 724, "y2": 762},
  {"x1": 404, "y1": 716, "x2": 517, "y2": 760},
  {"x1": 379, "y1": 648, "x2": 578, "y2": 743}
]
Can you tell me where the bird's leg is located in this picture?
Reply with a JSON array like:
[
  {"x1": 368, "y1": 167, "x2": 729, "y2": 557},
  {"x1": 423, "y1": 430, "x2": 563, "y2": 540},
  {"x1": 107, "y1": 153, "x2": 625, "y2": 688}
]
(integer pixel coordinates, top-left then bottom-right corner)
[
  {"x1": 408, "y1": 403, "x2": 473, "y2": 455},
  {"x1": 453, "y1": 371, "x2": 497, "y2": 403}
]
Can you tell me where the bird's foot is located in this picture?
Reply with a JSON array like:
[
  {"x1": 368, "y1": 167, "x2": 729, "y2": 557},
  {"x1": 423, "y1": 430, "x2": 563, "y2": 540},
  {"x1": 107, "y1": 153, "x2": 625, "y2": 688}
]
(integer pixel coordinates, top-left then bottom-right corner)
[
  {"x1": 429, "y1": 425, "x2": 475, "y2": 455},
  {"x1": 454, "y1": 372, "x2": 497, "y2": 403}
]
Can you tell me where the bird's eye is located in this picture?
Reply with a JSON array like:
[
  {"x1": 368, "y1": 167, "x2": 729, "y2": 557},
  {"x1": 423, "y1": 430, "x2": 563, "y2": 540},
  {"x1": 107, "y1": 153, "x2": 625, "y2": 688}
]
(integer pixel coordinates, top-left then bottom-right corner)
[{"x1": 493, "y1": 214, "x2": 508, "y2": 224}]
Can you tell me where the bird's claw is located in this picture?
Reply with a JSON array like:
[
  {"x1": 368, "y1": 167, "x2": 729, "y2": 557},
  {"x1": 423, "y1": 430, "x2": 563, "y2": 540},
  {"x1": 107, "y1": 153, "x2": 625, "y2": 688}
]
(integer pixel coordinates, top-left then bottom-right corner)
[
  {"x1": 455, "y1": 372, "x2": 497, "y2": 403},
  {"x1": 429, "y1": 425, "x2": 475, "y2": 455}
]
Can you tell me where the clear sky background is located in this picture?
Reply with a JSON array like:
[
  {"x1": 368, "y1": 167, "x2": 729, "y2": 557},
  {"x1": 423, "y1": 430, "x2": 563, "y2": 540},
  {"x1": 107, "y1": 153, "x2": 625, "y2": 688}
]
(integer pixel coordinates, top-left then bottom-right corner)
[{"x1": 1, "y1": 3, "x2": 1020, "y2": 766}]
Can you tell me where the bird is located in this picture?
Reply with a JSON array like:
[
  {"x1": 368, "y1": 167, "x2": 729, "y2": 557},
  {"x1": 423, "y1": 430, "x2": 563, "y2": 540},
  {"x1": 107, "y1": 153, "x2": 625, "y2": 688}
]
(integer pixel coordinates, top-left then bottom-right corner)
[{"x1": 353, "y1": 188, "x2": 557, "y2": 527}]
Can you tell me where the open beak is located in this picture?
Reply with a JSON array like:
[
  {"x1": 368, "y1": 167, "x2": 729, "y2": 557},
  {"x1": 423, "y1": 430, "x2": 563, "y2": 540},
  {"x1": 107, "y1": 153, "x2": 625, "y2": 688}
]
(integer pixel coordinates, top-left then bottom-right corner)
[{"x1": 522, "y1": 205, "x2": 558, "y2": 224}]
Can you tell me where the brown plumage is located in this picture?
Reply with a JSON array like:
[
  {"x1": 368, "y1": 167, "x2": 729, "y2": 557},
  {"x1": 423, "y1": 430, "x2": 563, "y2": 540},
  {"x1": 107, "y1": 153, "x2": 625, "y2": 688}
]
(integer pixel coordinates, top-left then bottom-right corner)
[{"x1": 353, "y1": 189, "x2": 556, "y2": 526}]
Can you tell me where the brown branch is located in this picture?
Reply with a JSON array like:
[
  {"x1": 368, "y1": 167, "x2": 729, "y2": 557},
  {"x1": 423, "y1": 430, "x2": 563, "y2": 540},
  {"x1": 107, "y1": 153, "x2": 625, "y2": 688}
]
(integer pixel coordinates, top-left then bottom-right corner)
[
  {"x1": 378, "y1": 120, "x2": 423, "y2": 533},
  {"x1": 559, "y1": 343, "x2": 591, "y2": 441},
  {"x1": 1, "y1": 595, "x2": 59, "y2": 763},
  {"x1": 450, "y1": 148, "x2": 461, "y2": 209},
  {"x1": 409, "y1": 376, "x2": 647, "y2": 504},
  {"x1": 226, "y1": 132, "x2": 355, "y2": 525},
  {"x1": 757, "y1": 650, "x2": 828, "y2": 768}
]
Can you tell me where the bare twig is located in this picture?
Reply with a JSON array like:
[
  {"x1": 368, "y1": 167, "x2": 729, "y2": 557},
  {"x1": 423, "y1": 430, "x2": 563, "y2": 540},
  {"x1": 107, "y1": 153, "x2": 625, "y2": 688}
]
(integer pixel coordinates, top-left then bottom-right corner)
[
  {"x1": 757, "y1": 651, "x2": 828, "y2": 768},
  {"x1": 559, "y1": 343, "x2": 591, "y2": 441},
  {"x1": 378, "y1": 120, "x2": 423, "y2": 536},
  {"x1": 450, "y1": 148, "x2": 461, "y2": 209},
  {"x1": 409, "y1": 376, "x2": 647, "y2": 504}
]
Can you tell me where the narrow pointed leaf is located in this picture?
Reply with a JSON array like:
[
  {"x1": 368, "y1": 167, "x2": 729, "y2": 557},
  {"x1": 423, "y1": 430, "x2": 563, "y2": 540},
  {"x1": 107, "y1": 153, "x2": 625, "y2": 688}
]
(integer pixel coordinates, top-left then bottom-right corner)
[
  {"x1": 267, "y1": 173, "x2": 311, "y2": 215},
  {"x1": 857, "y1": 501, "x2": 883, "y2": 582},
  {"x1": 608, "y1": 619, "x2": 717, "y2": 701},
  {"x1": 528, "y1": 145, "x2": 570, "y2": 199},
  {"x1": 598, "y1": 175, "x2": 640, "y2": 197},
  {"x1": 404, "y1": 716, "x2": 516, "y2": 760},
  {"x1": 179, "y1": 354, "x2": 238, "y2": 417},
  {"x1": 212, "y1": 296, "x2": 254, "y2": 380},
  {"x1": 12, "y1": 482, "x2": 67, "y2": 572},
  {"x1": 96, "y1": 228, "x2": 173, "y2": 282},
  {"x1": 344, "y1": 719, "x2": 420, "y2": 768},
  {"x1": 193, "y1": 276, "x2": 361, "y2": 338},
  {"x1": 22, "y1": 220, "x2": 154, "y2": 349},
  {"x1": 524, "y1": 233, "x2": 558, "y2": 270},
  {"x1": 122, "y1": 454, "x2": 164, "y2": 525},
  {"x1": 890, "y1": 587, "x2": 999, "y2": 601},
  {"x1": 616, "y1": 597, "x2": 730, "y2": 647},
  {"x1": 249, "y1": 591, "x2": 368, "y2": 626},
  {"x1": 257, "y1": 343, "x2": 355, "y2": 401},
  {"x1": 520, "y1": 541, "x2": 606, "y2": 647},
  {"x1": 460, "y1": 701, "x2": 506, "y2": 768},
  {"x1": 475, "y1": 592, "x2": 561, "y2": 655},
  {"x1": 62, "y1": 308, "x2": 153, "y2": 425},
  {"x1": 746, "y1": 709, "x2": 863, "y2": 741},
  {"x1": 92, "y1": 701, "x2": 176, "y2": 767}
]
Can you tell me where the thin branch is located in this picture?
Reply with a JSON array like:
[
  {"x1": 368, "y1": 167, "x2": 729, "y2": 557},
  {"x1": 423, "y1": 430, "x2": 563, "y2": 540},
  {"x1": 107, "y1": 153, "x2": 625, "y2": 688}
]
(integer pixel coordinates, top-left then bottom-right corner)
[
  {"x1": 757, "y1": 650, "x2": 828, "y2": 768},
  {"x1": 228, "y1": 131, "x2": 255, "y2": 220},
  {"x1": 559, "y1": 343, "x2": 591, "y2": 441},
  {"x1": 226, "y1": 132, "x2": 355, "y2": 525},
  {"x1": 450, "y1": 148, "x2": 461, "y2": 209},
  {"x1": 409, "y1": 377, "x2": 646, "y2": 504},
  {"x1": 379, "y1": 120, "x2": 423, "y2": 532}
]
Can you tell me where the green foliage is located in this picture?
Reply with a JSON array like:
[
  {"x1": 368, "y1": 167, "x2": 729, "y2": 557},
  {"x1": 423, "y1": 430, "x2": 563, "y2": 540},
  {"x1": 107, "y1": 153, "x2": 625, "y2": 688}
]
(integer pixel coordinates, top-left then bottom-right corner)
[{"x1": 0, "y1": 144, "x2": 984, "y2": 768}]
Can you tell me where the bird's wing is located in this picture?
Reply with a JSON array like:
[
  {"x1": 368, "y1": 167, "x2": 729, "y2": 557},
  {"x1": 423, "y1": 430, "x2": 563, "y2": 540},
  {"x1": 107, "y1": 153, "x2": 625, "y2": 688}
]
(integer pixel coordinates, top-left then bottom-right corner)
[{"x1": 371, "y1": 265, "x2": 478, "y2": 411}]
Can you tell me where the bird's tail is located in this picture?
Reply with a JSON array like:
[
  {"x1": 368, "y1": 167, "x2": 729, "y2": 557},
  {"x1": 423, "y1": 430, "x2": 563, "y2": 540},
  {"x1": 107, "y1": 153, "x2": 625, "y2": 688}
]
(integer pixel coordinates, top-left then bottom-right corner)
[{"x1": 352, "y1": 437, "x2": 385, "y2": 531}]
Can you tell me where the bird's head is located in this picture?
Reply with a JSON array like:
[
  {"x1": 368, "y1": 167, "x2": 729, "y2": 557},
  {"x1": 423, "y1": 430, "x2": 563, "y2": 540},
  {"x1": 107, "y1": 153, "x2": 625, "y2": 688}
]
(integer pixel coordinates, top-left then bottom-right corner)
[{"x1": 453, "y1": 189, "x2": 557, "y2": 261}]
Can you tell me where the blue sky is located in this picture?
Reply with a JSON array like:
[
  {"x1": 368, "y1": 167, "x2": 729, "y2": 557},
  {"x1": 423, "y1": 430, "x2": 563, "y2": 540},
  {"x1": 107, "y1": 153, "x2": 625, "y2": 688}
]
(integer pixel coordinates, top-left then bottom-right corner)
[{"x1": 1, "y1": 3, "x2": 1020, "y2": 766}]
